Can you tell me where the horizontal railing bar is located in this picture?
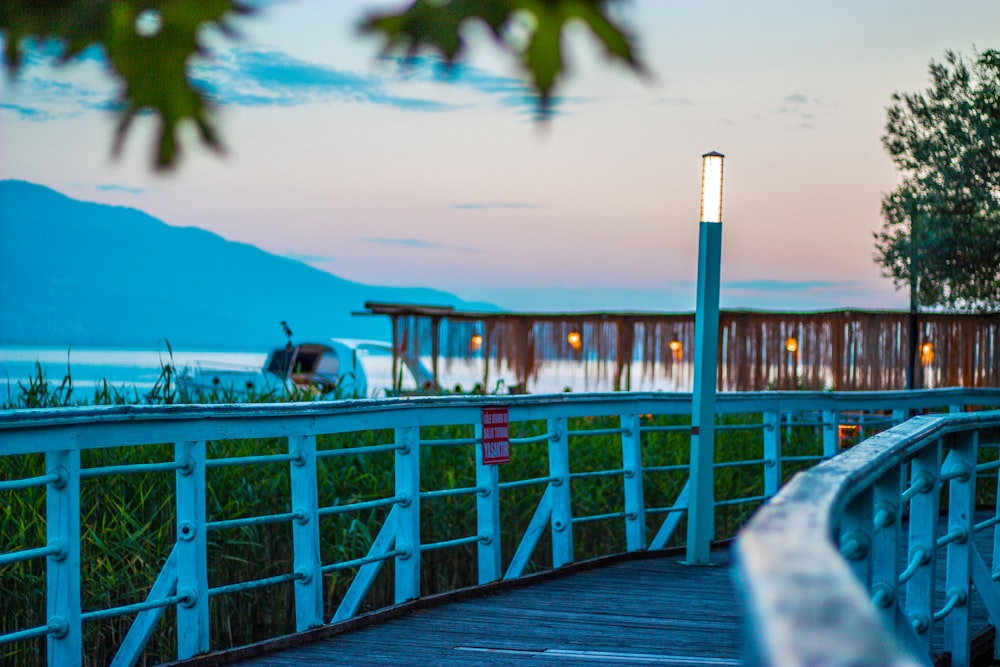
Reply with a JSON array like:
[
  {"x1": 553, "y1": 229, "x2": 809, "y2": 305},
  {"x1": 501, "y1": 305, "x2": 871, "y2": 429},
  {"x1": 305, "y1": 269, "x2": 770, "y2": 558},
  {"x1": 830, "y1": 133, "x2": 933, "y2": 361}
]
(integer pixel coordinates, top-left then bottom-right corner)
[
  {"x1": 639, "y1": 424, "x2": 690, "y2": 433},
  {"x1": 81, "y1": 460, "x2": 185, "y2": 479},
  {"x1": 974, "y1": 515, "x2": 1000, "y2": 533},
  {"x1": 420, "y1": 535, "x2": 483, "y2": 552},
  {"x1": 207, "y1": 453, "x2": 298, "y2": 468},
  {"x1": 572, "y1": 511, "x2": 629, "y2": 524},
  {"x1": 645, "y1": 506, "x2": 687, "y2": 516},
  {"x1": 317, "y1": 443, "x2": 402, "y2": 458},
  {"x1": 318, "y1": 495, "x2": 406, "y2": 517},
  {"x1": 82, "y1": 593, "x2": 189, "y2": 623},
  {"x1": 420, "y1": 486, "x2": 484, "y2": 500},
  {"x1": 208, "y1": 511, "x2": 301, "y2": 532},
  {"x1": 897, "y1": 546, "x2": 931, "y2": 586},
  {"x1": 777, "y1": 420, "x2": 824, "y2": 428},
  {"x1": 782, "y1": 455, "x2": 826, "y2": 463},
  {"x1": 936, "y1": 527, "x2": 969, "y2": 548},
  {"x1": 976, "y1": 459, "x2": 1000, "y2": 473},
  {"x1": 419, "y1": 437, "x2": 477, "y2": 447},
  {"x1": 642, "y1": 464, "x2": 689, "y2": 474},
  {"x1": 715, "y1": 495, "x2": 767, "y2": 508},
  {"x1": 715, "y1": 459, "x2": 767, "y2": 469},
  {"x1": 567, "y1": 427, "x2": 627, "y2": 437},
  {"x1": 510, "y1": 432, "x2": 553, "y2": 445},
  {"x1": 0, "y1": 543, "x2": 63, "y2": 567},
  {"x1": 901, "y1": 474, "x2": 934, "y2": 503},
  {"x1": 0, "y1": 472, "x2": 61, "y2": 491},
  {"x1": 569, "y1": 468, "x2": 626, "y2": 480},
  {"x1": 498, "y1": 475, "x2": 557, "y2": 491},
  {"x1": 0, "y1": 622, "x2": 62, "y2": 645},
  {"x1": 932, "y1": 589, "x2": 965, "y2": 622},
  {"x1": 323, "y1": 548, "x2": 405, "y2": 573},
  {"x1": 716, "y1": 422, "x2": 767, "y2": 431},
  {"x1": 210, "y1": 571, "x2": 302, "y2": 597}
]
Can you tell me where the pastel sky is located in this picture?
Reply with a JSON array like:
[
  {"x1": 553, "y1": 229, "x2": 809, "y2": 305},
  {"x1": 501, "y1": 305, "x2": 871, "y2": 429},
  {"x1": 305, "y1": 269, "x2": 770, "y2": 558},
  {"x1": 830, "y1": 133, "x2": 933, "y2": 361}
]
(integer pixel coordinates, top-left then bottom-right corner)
[{"x1": 2, "y1": 1, "x2": 998, "y2": 312}]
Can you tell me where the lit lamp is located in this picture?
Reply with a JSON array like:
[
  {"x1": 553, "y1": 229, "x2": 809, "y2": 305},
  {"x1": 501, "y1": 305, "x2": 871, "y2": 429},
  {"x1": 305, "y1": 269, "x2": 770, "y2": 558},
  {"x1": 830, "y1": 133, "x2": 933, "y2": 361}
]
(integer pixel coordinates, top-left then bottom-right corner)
[
  {"x1": 470, "y1": 333, "x2": 483, "y2": 351},
  {"x1": 920, "y1": 341, "x2": 934, "y2": 366},
  {"x1": 669, "y1": 339, "x2": 683, "y2": 362},
  {"x1": 785, "y1": 337, "x2": 798, "y2": 354},
  {"x1": 567, "y1": 331, "x2": 582, "y2": 350},
  {"x1": 687, "y1": 151, "x2": 724, "y2": 565}
]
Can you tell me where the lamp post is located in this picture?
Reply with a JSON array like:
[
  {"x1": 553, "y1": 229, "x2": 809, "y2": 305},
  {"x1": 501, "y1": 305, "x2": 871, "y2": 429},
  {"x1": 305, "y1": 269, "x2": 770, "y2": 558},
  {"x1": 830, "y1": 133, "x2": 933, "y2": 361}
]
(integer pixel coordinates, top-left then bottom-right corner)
[{"x1": 686, "y1": 151, "x2": 724, "y2": 565}]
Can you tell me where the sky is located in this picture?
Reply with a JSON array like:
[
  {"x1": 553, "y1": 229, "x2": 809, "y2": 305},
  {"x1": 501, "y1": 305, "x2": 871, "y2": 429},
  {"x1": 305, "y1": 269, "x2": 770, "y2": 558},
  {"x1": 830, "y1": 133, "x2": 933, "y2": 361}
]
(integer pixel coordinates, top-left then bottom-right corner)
[{"x1": 2, "y1": 0, "x2": 998, "y2": 313}]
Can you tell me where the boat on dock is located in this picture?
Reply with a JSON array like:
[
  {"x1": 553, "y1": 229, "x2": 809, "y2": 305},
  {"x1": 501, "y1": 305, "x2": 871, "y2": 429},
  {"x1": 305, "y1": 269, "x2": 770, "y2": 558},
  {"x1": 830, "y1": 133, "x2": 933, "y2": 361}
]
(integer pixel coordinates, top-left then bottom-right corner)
[{"x1": 179, "y1": 339, "x2": 434, "y2": 399}]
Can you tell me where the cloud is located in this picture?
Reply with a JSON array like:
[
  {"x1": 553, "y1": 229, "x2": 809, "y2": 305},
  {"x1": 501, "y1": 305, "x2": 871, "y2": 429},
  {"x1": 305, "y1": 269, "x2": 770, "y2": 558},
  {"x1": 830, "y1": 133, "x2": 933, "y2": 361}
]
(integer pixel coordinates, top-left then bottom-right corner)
[
  {"x1": 653, "y1": 97, "x2": 695, "y2": 106},
  {"x1": 0, "y1": 102, "x2": 55, "y2": 121},
  {"x1": 776, "y1": 92, "x2": 835, "y2": 130},
  {"x1": 450, "y1": 202, "x2": 542, "y2": 211},
  {"x1": 192, "y1": 48, "x2": 456, "y2": 111},
  {"x1": 724, "y1": 279, "x2": 866, "y2": 292},
  {"x1": 362, "y1": 237, "x2": 477, "y2": 252},
  {"x1": 95, "y1": 184, "x2": 144, "y2": 195}
]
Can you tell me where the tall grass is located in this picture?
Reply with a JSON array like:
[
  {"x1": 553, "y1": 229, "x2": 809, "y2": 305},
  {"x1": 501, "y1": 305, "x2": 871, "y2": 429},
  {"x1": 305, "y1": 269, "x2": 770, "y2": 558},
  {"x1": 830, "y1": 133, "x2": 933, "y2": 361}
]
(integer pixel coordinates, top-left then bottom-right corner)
[{"x1": 1, "y1": 361, "x2": 842, "y2": 666}]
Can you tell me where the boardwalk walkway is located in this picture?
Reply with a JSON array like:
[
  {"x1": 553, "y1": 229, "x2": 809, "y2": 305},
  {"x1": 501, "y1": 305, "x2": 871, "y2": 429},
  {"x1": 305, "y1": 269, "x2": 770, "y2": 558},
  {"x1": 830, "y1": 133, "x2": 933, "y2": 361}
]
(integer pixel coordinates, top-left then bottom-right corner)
[
  {"x1": 203, "y1": 550, "x2": 741, "y2": 667},
  {"x1": 180, "y1": 511, "x2": 999, "y2": 667}
]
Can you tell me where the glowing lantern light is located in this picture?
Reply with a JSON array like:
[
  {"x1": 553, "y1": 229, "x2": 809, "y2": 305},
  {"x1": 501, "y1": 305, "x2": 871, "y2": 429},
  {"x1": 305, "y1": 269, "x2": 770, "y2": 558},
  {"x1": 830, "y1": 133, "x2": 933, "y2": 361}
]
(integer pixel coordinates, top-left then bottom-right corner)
[
  {"x1": 785, "y1": 337, "x2": 798, "y2": 354},
  {"x1": 669, "y1": 339, "x2": 683, "y2": 361},
  {"x1": 567, "y1": 331, "x2": 582, "y2": 350},
  {"x1": 470, "y1": 333, "x2": 483, "y2": 351},
  {"x1": 920, "y1": 341, "x2": 934, "y2": 366}
]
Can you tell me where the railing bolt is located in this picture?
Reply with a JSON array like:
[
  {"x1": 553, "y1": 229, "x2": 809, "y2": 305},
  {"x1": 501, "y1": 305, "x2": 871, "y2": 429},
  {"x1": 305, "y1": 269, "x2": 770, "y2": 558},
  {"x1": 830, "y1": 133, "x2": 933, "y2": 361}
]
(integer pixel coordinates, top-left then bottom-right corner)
[
  {"x1": 48, "y1": 539, "x2": 67, "y2": 562},
  {"x1": 48, "y1": 616, "x2": 69, "y2": 639},
  {"x1": 48, "y1": 466, "x2": 68, "y2": 490},
  {"x1": 179, "y1": 588, "x2": 197, "y2": 608},
  {"x1": 293, "y1": 507, "x2": 309, "y2": 525},
  {"x1": 292, "y1": 449, "x2": 307, "y2": 467},
  {"x1": 178, "y1": 521, "x2": 196, "y2": 541},
  {"x1": 839, "y1": 530, "x2": 870, "y2": 561},
  {"x1": 871, "y1": 582, "x2": 894, "y2": 608},
  {"x1": 479, "y1": 532, "x2": 493, "y2": 545},
  {"x1": 553, "y1": 519, "x2": 566, "y2": 532},
  {"x1": 295, "y1": 567, "x2": 313, "y2": 584},
  {"x1": 910, "y1": 613, "x2": 929, "y2": 634},
  {"x1": 177, "y1": 455, "x2": 195, "y2": 476},
  {"x1": 873, "y1": 501, "x2": 896, "y2": 530},
  {"x1": 397, "y1": 544, "x2": 412, "y2": 560}
]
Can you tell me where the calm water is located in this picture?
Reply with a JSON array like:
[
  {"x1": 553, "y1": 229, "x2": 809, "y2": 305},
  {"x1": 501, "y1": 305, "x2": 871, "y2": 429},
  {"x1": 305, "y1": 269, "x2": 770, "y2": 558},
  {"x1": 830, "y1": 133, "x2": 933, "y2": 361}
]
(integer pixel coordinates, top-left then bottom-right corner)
[{"x1": 0, "y1": 346, "x2": 689, "y2": 403}]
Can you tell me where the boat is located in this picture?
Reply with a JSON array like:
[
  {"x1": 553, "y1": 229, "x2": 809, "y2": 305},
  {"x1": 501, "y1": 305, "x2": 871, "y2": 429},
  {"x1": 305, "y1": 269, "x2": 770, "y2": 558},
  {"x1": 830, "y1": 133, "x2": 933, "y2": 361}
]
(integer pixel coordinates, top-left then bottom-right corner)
[{"x1": 179, "y1": 338, "x2": 434, "y2": 399}]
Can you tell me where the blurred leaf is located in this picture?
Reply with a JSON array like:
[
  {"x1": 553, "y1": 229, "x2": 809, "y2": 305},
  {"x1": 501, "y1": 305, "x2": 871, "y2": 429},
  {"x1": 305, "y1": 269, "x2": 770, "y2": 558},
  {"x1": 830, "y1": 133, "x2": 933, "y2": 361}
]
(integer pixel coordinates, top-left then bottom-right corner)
[
  {"x1": 362, "y1": 0, "x2": 643, "y2": 112},
  {"x1": 0, "y1": 0, "x2": 251, "y2": 169}
]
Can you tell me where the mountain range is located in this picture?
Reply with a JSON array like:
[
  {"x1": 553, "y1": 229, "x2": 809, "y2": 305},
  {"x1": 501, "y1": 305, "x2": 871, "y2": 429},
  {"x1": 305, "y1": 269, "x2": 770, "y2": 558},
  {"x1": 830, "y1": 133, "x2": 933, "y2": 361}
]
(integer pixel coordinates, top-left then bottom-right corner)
[{"x1": 0, "y1": 180, "x2": 494, "y2": 350}]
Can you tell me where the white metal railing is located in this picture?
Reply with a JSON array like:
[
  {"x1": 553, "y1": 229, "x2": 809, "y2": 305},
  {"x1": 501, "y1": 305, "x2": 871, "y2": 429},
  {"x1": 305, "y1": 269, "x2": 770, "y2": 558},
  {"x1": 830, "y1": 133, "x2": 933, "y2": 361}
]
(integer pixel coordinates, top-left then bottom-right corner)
[
  {"x1": 736, "y1": 408, "x2": 1000, "y2": 667},
  {"x1": 2, "y1": 388, "x2": 999, "y2": 666}
]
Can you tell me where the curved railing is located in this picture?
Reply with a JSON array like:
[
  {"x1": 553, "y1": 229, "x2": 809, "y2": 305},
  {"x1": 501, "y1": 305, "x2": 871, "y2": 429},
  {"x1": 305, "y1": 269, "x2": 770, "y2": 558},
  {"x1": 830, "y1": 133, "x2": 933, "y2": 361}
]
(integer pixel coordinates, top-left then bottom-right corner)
[
  {"x1": 2, "y1": 388, "x2": 1000, "y2": 665},
  {"x1": 736, "y1": 409, "x2": 1000, "y2": 667}
]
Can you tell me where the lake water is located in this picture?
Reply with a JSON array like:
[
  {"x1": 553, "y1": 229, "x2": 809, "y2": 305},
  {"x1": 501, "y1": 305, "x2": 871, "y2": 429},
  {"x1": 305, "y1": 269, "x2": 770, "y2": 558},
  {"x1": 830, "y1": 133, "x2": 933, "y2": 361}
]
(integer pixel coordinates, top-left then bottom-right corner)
[{"x1": 0, "y1": 345, "x2": 690, "y2": 404}]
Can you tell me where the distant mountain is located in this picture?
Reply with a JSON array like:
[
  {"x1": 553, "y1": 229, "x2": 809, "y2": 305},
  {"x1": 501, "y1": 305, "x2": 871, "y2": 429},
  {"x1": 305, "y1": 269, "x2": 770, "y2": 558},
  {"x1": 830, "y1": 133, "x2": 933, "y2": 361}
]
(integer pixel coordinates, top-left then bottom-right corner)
[{"x1": 0, "y1": 180, "x2": 495, "y2": 350}]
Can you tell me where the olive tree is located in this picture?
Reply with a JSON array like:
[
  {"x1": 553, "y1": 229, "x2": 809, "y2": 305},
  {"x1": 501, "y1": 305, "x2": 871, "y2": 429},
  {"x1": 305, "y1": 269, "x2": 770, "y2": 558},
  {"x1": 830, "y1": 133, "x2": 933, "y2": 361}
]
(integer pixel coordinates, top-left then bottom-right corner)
[{"x1": 875, "y1": 49, "x2": 1000, "y2": 311}]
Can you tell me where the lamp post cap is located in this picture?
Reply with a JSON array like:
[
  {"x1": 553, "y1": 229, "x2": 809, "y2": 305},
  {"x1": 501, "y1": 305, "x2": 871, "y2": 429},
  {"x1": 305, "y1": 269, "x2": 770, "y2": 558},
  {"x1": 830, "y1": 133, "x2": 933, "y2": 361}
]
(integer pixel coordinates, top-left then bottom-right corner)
[{"x1": 702, "y1": 150, "x2": 725, "y2": 158}]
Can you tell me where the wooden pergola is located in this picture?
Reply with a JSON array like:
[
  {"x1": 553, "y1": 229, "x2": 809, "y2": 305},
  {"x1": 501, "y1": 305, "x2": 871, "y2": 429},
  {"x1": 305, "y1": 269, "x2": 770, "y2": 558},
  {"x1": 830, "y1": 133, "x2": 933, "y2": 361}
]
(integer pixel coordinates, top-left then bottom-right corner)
[{"x1": 361, "y1": 301, "x2": 1000, "y2": 393}]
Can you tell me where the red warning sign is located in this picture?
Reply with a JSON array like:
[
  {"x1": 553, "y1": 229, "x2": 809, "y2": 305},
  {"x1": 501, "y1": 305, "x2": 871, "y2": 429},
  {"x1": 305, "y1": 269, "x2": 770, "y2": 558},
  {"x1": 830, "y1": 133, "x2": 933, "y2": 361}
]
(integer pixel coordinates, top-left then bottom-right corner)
[{"x1": 481, "y1": 407, "x2": 510, "y2": 465}]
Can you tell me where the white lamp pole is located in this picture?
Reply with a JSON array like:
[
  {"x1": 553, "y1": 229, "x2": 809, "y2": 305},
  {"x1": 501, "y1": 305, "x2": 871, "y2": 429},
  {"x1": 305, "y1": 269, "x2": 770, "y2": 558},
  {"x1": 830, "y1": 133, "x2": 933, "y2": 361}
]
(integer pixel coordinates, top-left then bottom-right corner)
[{"x1": 686, "y1": 151, "x2": 724, "y2": 565}]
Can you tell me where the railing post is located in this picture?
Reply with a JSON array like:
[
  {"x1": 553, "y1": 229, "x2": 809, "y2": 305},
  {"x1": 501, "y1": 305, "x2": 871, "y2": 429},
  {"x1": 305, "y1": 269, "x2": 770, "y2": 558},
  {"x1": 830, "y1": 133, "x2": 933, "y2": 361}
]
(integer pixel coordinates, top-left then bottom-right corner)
[
  {"x1": 620, "y1": 413, "x2": 646, "y2": 551},
  {"x1": 175, "y1": 440, "x2": 209, "y2": 659},
  {"x1": 763, "y1": 411, "x2": 781, "y2": 498},
  {"x1": 475, "y1": 421, "x2": 502, "y2": 583},
  {"x1": 905, "y1": 438, "x2": 941, "y2": 656},
  {"x1": 871, "y1": 465, "x2": 919, "y2": 654},
  {"x1": 839, "y1": 489, "x2": 873, "y2": 588},
  {"x1": 548, "y1": 417, "x2": 573, "y2": 567},
  {"x1": 289, "y1": 435, "x2": 323, "y2": 631},
  {"x1": 943, "y1": 431, "x2": 976, "y2": 666},
  {"x1": 822, "y1": 409, "x2": 838, "y2": 458},
  {"x1": 394, "y1": 426, "x2": 421, "y2": 603},
  {"x1": 46, "y1": 448, "x2": 81, "y2": 667}
]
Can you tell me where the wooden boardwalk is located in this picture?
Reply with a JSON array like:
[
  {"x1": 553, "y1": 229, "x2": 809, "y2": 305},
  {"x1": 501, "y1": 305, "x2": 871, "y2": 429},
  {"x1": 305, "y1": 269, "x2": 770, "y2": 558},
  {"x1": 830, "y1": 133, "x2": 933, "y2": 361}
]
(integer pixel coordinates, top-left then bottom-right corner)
[{"x1": 179, "y1": 517, "x2": 999, "y2": 667}]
